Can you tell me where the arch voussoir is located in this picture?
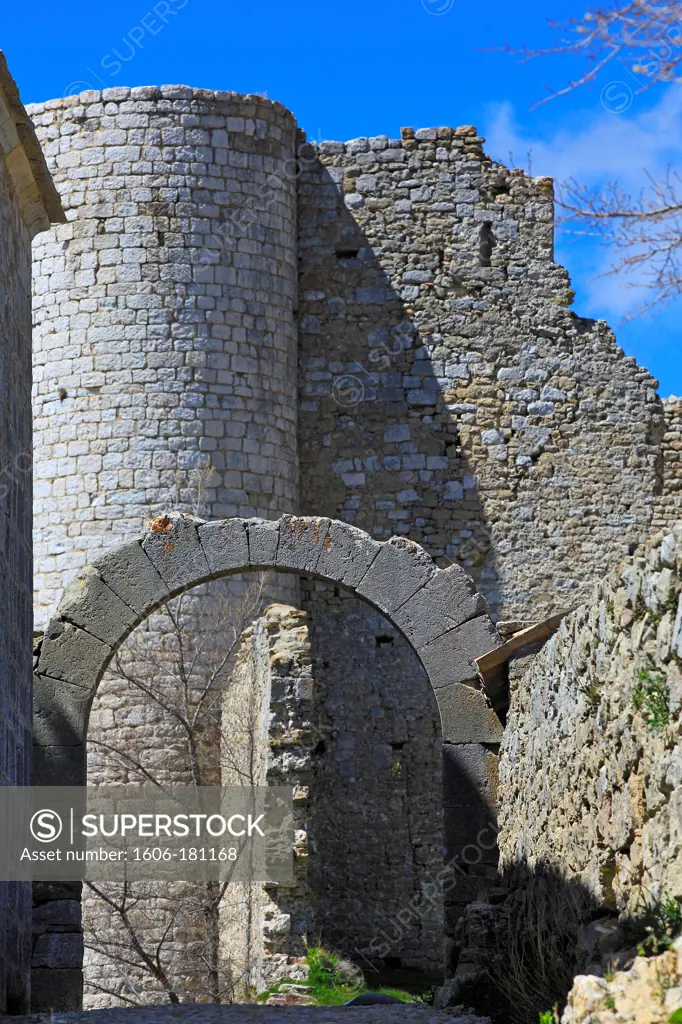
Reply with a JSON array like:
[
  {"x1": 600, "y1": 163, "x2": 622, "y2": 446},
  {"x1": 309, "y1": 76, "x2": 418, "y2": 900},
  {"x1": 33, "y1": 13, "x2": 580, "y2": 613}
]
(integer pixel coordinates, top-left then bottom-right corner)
[
  {"x1": 57, "y1": 566, "x2": 139, "y2": 647},
  {"x1": 37, "y1": 621, "x2": 112, "y2": 693},
  {"x1": 418, "y1": 614, "x2": 501, "y2": 689},
  {"x1": 392, "y1": 564, "x2": 488, "y2": 649},
  {"x1": 91, "y1": 539, "x2": 172, "y2": 616},
  {"x1": 141, "y1": 513, "x2": 212, "y2": 590}
]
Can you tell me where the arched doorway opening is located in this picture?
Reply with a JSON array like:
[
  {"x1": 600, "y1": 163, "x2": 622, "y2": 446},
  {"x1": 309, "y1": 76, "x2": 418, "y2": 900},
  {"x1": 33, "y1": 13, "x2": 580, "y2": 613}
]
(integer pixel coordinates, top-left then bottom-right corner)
[{"x1": 32, "y1": 512, "x2": 503, "y2": 1010}]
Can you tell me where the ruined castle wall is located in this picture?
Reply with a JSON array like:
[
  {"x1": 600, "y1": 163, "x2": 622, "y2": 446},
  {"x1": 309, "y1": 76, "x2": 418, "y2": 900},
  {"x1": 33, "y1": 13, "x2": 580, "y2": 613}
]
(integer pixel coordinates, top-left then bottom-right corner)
[
  {"x1": 297, "y1": 126, "x2": 663, "y2": 627},
  {"x1": 221, "y1": 604, "x2": 317, "y2": 996},
  {"x1": 498, "y1": 523, "x2": 682, "y2": 919},
  {"x1": 295, "y1": 125, "x2": 664, "y2": 980},
  {"x1": 0, "y1": 55, "x2": 64, "y2": 1014}
]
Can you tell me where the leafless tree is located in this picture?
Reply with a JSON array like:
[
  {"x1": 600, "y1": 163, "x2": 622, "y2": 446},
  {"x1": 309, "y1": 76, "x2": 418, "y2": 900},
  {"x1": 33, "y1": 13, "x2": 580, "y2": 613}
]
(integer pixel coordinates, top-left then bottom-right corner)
[
  {"x1": 84, "y1": 573, "x2": 269, "y2": 1006},
  {"x1": 502, "y1": 1, "x2": 682, "y2": 316}
]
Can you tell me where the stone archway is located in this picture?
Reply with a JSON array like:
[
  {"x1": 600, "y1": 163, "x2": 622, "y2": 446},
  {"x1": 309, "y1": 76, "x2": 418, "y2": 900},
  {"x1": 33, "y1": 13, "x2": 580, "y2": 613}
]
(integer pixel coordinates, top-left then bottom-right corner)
[{"x1": 32, "y1": 512, "x2": 504, "y2": 1010}]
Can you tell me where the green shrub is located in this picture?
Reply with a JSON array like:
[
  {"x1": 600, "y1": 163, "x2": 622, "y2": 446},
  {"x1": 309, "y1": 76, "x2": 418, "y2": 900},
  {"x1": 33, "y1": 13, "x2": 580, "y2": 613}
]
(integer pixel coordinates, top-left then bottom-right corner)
[
  {"x1": 632, "y1": 669, "x2": 670, "y2": 730},
  {"x1": 634, "y1": 895, "x2": 682, "y2": 956}
]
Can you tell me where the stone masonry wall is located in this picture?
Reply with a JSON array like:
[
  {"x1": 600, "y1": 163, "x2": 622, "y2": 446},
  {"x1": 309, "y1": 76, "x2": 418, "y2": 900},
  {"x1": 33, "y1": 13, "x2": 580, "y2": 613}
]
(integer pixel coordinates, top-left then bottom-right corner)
[
  {"x1": 0, "y1": 114, "x2": 34, "y2": 1021},
  {"x1": 28, "y1": 86, "x2": 301, "y2": 1010},
  {"x1": 654, "y1": 397, "x2": 682, "y2": 531},
  {"x1": 499, "y1": 522, "x2": 682, "y2": 922},
  {"x1": 297, "y1": 126, "x2": 664, "y2": 627},
  {"x1": 0, "y1": 54, "x2": 64, "y2": 1015},
  {"x1": 302, "y1": 579, "x2": 444, "y2": 975},
  {"x1": 221, "y1": 603, "x2": 317, "y2": 997}
]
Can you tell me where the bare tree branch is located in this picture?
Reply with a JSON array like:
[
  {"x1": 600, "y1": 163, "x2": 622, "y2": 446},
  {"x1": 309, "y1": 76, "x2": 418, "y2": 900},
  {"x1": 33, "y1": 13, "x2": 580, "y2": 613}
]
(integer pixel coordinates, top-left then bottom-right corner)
[
  {"x1": 85, "y1": 572, "x2": 270, "y2": 1005},
  {"x1": 499, "y1": 2, "x2": 682, "y2": 106}
]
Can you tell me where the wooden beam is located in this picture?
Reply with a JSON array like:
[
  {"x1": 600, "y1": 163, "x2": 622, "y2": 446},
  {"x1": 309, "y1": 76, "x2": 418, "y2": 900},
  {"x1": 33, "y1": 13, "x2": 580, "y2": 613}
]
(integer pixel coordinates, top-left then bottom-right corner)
[{"x1": 476, "y1": 611, "x2": 570, "y2": 677}]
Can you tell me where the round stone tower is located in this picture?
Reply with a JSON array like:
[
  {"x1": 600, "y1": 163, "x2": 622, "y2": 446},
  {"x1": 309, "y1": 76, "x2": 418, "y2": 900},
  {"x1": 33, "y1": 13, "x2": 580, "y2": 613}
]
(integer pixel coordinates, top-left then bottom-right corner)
[{"x1": 29, "y1": 85, "x2": 300, "y2": 628}]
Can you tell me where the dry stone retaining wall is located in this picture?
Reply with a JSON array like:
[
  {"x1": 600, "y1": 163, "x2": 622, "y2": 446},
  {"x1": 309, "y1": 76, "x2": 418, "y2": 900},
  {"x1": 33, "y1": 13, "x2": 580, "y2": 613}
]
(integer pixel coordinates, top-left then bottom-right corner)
[{"x1": 499, "y1": 522, "x2": 682, "y2": 919}]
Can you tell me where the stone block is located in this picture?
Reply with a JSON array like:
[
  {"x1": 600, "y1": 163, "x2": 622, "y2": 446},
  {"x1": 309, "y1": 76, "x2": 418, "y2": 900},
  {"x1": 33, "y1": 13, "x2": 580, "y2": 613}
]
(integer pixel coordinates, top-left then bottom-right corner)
[
  {"x1": 32, "y1": 899, "x2": 81, "y2": 932},
  {"x1": 57, "y1": 565, "x2": 138, "y2": 646},
  {"x1": 437, "y1": 684, "x2": 504, "y2": 745},
  {"x1": 37, "y1": 620, "x2": 111, "y2": 691},
  {"x1": 276, "y1": 515, "x2": 331, "y2": 572},
  {"x1": 443, "y1": 742, "x2": 500, "y2": 808},
  {"x1": 314, "y1": 519, "x2": 382, "y2": 588},
  {"x1": 141, "y1": 512, "x2": 211, "y2": 591},
  {"x1": 419, "y1": 615, "x2": 501, "y2": 690},
  {"x1": 33, "y1": 674, "x2": 90, "y2": 747},
  {"x1": 32, "y1": 933, "x2": 83, "y2": 969},
  {"x1": 93, "y1": 540, "x2": 170, "y2": 617},
  {"x1": 356, "y1": 535, "x2": 437, "y2": 614},
  {"x1": 246, "y1": 516, "x2": 280, "y2": 565},
  {"x1": 393, "y1": 564, "x2": 488, "y2": 648},
  {"x1": 198, "y1": 517, "x2": 249, "y2": 574},
  {"x1": 32, "y1": 744, "x2": 85, "y2": 787},
  {"x1": 30, "y1": 968, "x2": 83, "y2": 1012},
  {"x1": 443, "y1": 805, "x2": 499, "y2": 866}
]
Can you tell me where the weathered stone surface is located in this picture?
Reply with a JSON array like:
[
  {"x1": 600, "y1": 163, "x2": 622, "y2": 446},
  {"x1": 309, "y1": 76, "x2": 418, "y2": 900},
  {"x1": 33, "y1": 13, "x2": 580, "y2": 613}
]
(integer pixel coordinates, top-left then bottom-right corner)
[
  {"x1": 198, "y1": 519, "x2": 249, "y2": 575},
  {"x1": 246, "y1": 517, "x2": 280, "y2": 566},
  {"x1": 32, "y1": 675, "x2": 90, "y2": 747},
  {"x1": 58, "y1": 567, "x2": 138, "y2": 647},
  {"x1": 29, "y1": 968, "x2": 83, "y2": 1013},
  {"x1": 31, "y1": 89, "x2": 299, "y2": 630},
  {"x1": 32, "y1": 744, "x2": 86, "y2": 787},
  {"x1": 313, "y1": 519, "x2": 381, "y2": 587},
  {"x1": 562, "y1": 936, "x2": 682, "y2": 1023},
  {"x1": 276, "y1": 515, "x2": 331, "y2": 573},
  {"x1": 393, "y1": 565, "x2": 488, "y2": 649},
  {"x1": 418, "y1": 615, "x2": 502, "y2": 689},
  {"x1": 32, "y1": 934, "x2": 84, "y2": 970},
  {"x1": 0, "y1": 52, "x2": 64, "y2": 1015},
  {"x1": 438, "y1": 684, "x2": 503, "y2": 745},
  {"x1": 498, "y1": 525, "x2": 682, "y2": 919},
  {"x1": 356, "y1": 536, "x2": 437, "y2": 614},
  {"x1": 443, "y1": 743, "x2": 499, "y2": 809},
  {"x1": 141, "y1": 513, "x2": 211, "y2": 592},
  {"x1": 37, "y1": 621, "x2": 111, "y2": 691},
  {"x1": 93, "y1": 542, "x2": 170, "y2": 617}
]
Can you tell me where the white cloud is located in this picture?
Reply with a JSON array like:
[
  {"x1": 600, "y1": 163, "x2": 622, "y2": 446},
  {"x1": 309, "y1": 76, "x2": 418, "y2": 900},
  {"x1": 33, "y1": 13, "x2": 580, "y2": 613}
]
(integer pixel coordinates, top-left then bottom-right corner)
[{"x1": 482, "y1": 87, "x2": 682, "y2": 318}]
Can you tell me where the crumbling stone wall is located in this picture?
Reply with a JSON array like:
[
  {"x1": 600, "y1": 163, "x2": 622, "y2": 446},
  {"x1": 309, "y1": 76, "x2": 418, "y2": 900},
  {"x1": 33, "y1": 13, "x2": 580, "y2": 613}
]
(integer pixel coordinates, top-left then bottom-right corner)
[
  {"x1": 441, "y1": 523, "x2": 682, "y2": 1017},
  {"x1": 0, "y1": 53, "x2": 64, "y2": 1014},
  {"x1": 297, "y1": 126, "x2": 664, "y2": 626},
  {"x1": 498, "y1": 523, "x2": 682, "y2": 918},
  {"x1": 221, "y1": 603, "x2": 317, "y2": 996}
]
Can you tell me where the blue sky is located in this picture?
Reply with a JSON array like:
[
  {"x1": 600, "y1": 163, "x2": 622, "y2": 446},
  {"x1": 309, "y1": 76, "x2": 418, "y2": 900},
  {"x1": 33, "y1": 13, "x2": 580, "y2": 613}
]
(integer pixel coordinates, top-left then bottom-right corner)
[{"x1": 4, "y1": 0, "x2": 680, "y2": 394}]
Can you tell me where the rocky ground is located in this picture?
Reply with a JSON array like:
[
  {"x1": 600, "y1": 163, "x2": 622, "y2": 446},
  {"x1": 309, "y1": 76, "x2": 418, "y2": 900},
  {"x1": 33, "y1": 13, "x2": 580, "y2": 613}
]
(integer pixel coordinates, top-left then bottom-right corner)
[{"x1": 562, "y1": 936, "x2": 682, "y2": 1023}]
